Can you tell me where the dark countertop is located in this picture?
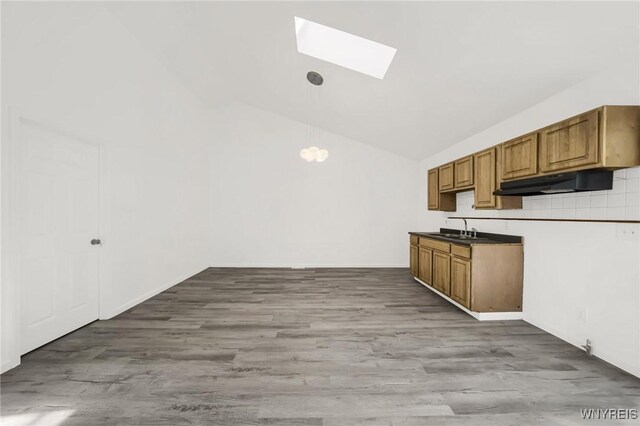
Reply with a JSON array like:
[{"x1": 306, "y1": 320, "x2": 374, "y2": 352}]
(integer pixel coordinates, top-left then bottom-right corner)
[{"x1": 409, "y1": 228, "x2": 522, "y2": 246}]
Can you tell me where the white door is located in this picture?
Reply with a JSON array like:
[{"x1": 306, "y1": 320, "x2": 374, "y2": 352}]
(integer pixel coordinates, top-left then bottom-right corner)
[{"x1": 18, "y1": 119, "x2": 100, "y2": 354}]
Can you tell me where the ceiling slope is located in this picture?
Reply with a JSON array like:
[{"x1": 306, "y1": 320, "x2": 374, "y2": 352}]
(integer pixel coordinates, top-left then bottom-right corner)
[{"x1": 107, "y1": 1, "x2": 640, "y2": 160}]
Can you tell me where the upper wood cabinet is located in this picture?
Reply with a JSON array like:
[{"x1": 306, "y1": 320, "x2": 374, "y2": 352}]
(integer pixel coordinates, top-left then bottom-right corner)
[
  {"x1": 454, "y1": 156, "x2": 474, "y2": 189},
  {"x1": 450, "y1": 256, "x2": 471, "y2": 308},
  {"x1": 424, "y1": 106, "x2": 638, "y2": 212},
  {"x1": 537, "y1": 106, "x2": 640, "y2": 173},
  {"x1": 438, "y1": 163, "x2": 454, "y2": 191},
  {"x1": 600, "y1": 106, "x2": 640, "y2": 168},
  {"x1": 474, "y1": 148, "x2": 497, "y2": 209},
  {"x1": 501, "y1": 133, "x2": 538, "y2": 180},
  {"x1": 495, "y1": 147, "x2": 523, "y2": 210},
  {"x1": 539, "y1": 110, "x2": 599, "y2": 173},
  {"x1": 475, "y1": 147, "x2": 522, "y2": 210},
  {"x1": 427, "y1": 169, "x2": 439, "y2": 210},
  {"x1": 428, "y1": 168, "x2": 456, "y2": 211}
]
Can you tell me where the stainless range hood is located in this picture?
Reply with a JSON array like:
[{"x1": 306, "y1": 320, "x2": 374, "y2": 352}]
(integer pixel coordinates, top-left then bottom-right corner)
[{"x1": 494, "y1": 169, "x2": 613, "y2": 197}]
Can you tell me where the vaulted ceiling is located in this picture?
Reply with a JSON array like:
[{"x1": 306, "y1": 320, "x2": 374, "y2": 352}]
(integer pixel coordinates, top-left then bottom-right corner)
[{"x1": 107, "y1": 1, "x2": 639, "y2": 160}]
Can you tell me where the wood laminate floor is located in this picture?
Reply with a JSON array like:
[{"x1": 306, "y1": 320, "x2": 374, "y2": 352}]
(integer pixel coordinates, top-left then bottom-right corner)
[{"x1": 2, "y1": 268, "x2": 639, "y2": 425}]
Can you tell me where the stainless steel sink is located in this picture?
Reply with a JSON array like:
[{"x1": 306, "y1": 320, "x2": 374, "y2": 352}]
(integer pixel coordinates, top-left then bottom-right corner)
[{"x1": 432, "y1": 233, "x2": 488, "y2": 240}]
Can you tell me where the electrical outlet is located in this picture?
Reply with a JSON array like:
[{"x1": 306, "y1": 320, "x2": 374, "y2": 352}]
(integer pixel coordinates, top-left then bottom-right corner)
[
  {"x1": 616, "y1": 224, "x2": 638, "y2": 241},
  {"x1": 580, "y1": 308, "x2": 588, "y2": 323},
  {"x1": 577, "y1": 307, "x2": 588, "y2": 323}
]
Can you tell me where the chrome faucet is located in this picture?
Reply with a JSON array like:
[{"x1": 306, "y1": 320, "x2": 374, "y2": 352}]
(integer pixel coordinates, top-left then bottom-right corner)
[{"x1": 460, "y1": 218, "x2": 468, "y2": 236}]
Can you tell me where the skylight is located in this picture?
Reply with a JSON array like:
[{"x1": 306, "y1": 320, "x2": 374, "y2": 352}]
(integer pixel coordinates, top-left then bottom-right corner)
[{"x1": 294, "y1": 17, "x2": 397, "y2": 79}]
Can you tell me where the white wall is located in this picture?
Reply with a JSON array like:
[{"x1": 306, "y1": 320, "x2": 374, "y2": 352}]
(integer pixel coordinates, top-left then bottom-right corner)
[
  {"x1": 208, "y1": 103, "x2": 418, "y2": 267},
  {"x1": 0, "y1": 3, "x2": 419, "y2": 376},
  {"x1": 417, "y1": 61, "x2": 640, "y2": 376},
  {"x1": 1, "y1": 3, "x2": 211, "y2": 372}
]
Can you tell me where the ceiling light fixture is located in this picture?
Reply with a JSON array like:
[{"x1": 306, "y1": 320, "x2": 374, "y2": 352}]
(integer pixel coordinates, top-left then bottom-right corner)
[
  {"x1": 300, "y1": 146, "x2": 329, "y2": 162},
  {"x1": 306, "y1": 71, "x2": 324, "y2": 86},
  {"x1": 294, "y1": 16, "x2": 397, "y2": 79},
  {"x1": 300, "y1": 71, "x2": 329, "y2": 163}
]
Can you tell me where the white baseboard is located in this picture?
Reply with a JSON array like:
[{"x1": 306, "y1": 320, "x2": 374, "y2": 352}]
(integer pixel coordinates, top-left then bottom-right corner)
[
  {"x1": 523, "y1": 316, "x2": 640, "y2": 378},
  {"x1": 100, "y1": 265, "x2": 209, "y2": 320},
  {"x1": 475, "y1": 311, "x2": 524, "y2": 321},
  {"x1": 1, "y1": 357, "x2": 20, "y2": 374},
  {"x1": 413, "y1": 277, "x2": 523, "y2": 321}
]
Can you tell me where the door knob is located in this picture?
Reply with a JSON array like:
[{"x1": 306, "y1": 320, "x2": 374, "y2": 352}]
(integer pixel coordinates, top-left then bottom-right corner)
[{"x1": 90, "y1": 239, "x2": 102, "y2": 246}]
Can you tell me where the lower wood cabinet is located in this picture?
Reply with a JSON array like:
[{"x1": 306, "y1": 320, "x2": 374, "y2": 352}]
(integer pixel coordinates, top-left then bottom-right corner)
[
  {"x1": 432, "y1": 251, "x2": 451, "y2": 296},
  {"x1": 409, "y1": 235, "x2": 523, "y2": 314},
  {"x1": 418, "y1": 247, "x2": 433, "y2": 285},
  {"x1": 410, "y1": 243, "x2": 418, "y2": 277},
  {"x1": 450, "y1": 256, "x2": 471, "y2": 308}
]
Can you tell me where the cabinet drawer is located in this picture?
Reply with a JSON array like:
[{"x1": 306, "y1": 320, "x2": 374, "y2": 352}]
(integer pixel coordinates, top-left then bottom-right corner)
[
  {"x1": 410, "y1": 235, "x2": 419, "y2": 245},
  {"x1": 419, "y1": 238, "x2": 450, "y2": 253},
  {"x1": 451, "y1": 244, "x2": 471, "y2": 259}
]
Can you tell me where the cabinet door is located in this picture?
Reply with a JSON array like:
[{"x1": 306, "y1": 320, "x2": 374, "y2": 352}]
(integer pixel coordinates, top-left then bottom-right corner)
[
  {"x1": 438, "y1": 163, "x2": 454, "y2": 191},
  {"x1": 495, "y1": 147, "x2": 523, "y2": 210},
  {"x1": 410, "y1": 244, "x2": 418, "y2": 277},
  {"x1": 450, "y1": 257, "x2": 471, "y2": 308},
  {"x1": 418, "y1": 247, "x2": 433, "y2": 285},
  {"x1": 474, "y1": 148, "x2": 497, "y2": 208},
  {"x1": 454, "y1": 156, "x2": 474, "y2": 188},
  {"x1": 501, "y1": 133, "x2": 538, "y2": 180},
  {"x1": 427, "y1": 169, "x2": 439, "y2": 210},
  {"x1": 539, "y1": 110, "x2": 599, "y2": 172},
  {"x1": 433, "y1": 251, "x2": 451, "y2": 296}
]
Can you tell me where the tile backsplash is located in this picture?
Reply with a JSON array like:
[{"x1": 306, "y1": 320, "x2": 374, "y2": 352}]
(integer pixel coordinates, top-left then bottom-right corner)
[{"x1": 454, "y1": 167, "x2": 640, "y2": 220}]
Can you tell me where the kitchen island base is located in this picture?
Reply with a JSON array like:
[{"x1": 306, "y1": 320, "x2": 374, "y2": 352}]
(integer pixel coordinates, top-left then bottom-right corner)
[{"x1": 410, "y1": 229, "x2": 524, "y2": 319}]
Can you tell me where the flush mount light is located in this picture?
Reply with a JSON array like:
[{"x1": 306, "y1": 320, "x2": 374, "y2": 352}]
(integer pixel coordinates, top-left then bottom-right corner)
[
  {"x1": 294, "y1": 16, "x2": 397, "y2": 79},
  {"x1": 300, "y1": 146, "x2": 329, "y2": 162}
]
